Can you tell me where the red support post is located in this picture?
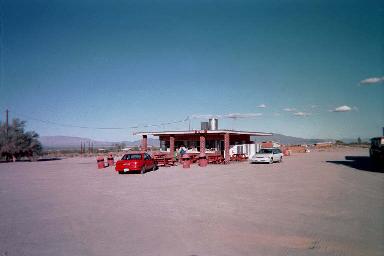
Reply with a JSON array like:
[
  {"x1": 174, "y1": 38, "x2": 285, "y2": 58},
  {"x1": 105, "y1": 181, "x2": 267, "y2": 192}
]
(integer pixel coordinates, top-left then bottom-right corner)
[
  {"x1": 141, "y1": 135, "x2": 148, "y2": 151},
  {"x1": 224, "y1": 133, "x2": 230, "y2": 164},
  {"x1": 170, "y1": 136, "x2": 175, "y2": 157},
  {"x1": 199, "y1": 135, "x2": 208, "y2": 167},
  {"x1": 200, "y1": 135, "x2": 206, "y2": 154}
]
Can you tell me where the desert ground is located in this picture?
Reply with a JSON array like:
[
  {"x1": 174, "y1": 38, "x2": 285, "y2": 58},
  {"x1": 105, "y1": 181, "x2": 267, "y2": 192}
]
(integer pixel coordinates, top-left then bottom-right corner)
[{"x1": 0, "y1": 147, "x2": 383, "y2": 256}]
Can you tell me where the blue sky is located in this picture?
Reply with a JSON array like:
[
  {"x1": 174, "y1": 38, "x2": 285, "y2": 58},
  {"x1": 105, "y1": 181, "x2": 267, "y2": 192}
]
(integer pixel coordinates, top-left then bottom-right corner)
[{"x1": 0, "y1": 0, "x2": 383, "y2": 141}]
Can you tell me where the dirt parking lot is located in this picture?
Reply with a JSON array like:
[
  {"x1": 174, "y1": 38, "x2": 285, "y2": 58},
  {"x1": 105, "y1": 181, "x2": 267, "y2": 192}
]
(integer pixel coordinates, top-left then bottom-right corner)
[{"x1": 0, "y1": 147, "x2": 383, "y2": 256}]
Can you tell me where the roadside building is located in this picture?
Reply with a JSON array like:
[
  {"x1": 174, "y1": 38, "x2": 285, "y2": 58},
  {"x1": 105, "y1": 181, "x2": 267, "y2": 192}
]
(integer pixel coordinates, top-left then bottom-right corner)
[
  {"x1": 261, "y1": 141, "x2": 281, "y2": 149},
  {"x1": 314, "y1": 142, "x2": 334, "y2": 149},
  {"x1": 135, "y1": 119, "x2": 271, "y2": 163}
]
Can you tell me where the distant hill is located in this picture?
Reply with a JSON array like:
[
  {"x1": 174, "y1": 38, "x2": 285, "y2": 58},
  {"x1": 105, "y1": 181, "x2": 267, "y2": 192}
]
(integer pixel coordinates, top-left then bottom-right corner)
[
  {"x1": 122, "y1": 138, "x2": 159, "y2": 147},
  {"x1": 252, "y1": 133, "x2": 329, "y2": 145},
  {"x1": 40, "y1": 136, "x2": 159, "y2": 149},
  {"x1": 40, "y1": 133, "x2": 328, "y2": 149},
  {"x1": 338, "y1": 138, "x2": 370, "y2": 144}
]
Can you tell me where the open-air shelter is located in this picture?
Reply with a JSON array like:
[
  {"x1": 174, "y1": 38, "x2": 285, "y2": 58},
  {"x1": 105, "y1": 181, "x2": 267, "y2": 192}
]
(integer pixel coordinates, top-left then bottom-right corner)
[{"x1": 135, "y1": 130, "x2": 272, "y2": 163}]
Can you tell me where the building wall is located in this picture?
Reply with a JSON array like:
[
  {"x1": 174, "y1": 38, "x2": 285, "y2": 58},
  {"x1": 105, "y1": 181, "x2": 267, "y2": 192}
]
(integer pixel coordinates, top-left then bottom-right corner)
[
  {"x1": 158, "y1": 133, "x2": 255, "y2": 156},
  {"x1": 261, "y1": 141, "x2": 281, "y2": 148},
  {"x1": 230, "y1": 143, "x2": 261, "y2": 159}
]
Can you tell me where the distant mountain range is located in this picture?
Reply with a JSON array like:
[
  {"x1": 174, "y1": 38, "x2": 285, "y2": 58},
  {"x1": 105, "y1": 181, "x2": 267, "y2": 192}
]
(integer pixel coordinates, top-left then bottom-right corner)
[
  {"x1": 39, "y1": 136, "x2": 159, "y2": 149},
  {"x1": 251, "y1": 134, "x2": 329, "y2": 145},
  {"x1": 39, "y1": 133, "x2": 333, "y2": 149}
]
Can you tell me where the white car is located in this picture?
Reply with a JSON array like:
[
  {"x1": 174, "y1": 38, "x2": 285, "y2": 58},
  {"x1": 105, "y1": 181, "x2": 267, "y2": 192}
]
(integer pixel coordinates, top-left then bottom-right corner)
[{"x1": 250, "y1": 148, "x2": 283, "y2": 164}]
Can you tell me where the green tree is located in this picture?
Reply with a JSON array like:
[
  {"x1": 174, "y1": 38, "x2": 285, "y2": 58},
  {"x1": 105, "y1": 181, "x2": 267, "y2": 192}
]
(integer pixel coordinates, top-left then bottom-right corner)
[
  {"x1": 112, "y1": 142, "x2": 126, "y2": 151},
  {"x1": 357, "y1": 137, "x2": 362, "y2": 144},
  {"x1": 335, "y1": 140, "x2": 344, "y2": 145},
  {"x1": 131, "y1": 146, "x2": 140, "y2": 151},
  {"x1": 0, "y1": 119, "x2": 42, "y2": 161}
]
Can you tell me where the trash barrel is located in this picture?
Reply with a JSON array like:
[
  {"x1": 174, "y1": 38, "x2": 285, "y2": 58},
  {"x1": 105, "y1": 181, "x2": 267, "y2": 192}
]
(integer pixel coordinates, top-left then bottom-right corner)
[
  {"x1": 97, "y1": 156, "x2": 105, "y2": 169},
  {"x1": 198, "y1": 153, "x2": 208, "y2": 167},
  {"x1": 107, "y1": 153, "x2": 114, "y2": 166},
  {"x1": 182, "y1": 154, "x2": 191, "y2": 168}
]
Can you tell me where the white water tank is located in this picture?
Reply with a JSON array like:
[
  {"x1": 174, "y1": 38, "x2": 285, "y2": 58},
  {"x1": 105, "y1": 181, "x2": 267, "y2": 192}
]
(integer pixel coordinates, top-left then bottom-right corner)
[{"x1": 208, "y1": 118, "x2": 218, "y2": 130}]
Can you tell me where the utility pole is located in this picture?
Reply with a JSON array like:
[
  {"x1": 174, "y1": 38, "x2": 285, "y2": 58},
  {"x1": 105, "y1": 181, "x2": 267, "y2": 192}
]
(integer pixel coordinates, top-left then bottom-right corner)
[
  {"x1": 4, "y1": 109, "x2": 9, "y2": 162},
  {"x1": 5, "y1": 109, "x2": 9, "y2": 136}
]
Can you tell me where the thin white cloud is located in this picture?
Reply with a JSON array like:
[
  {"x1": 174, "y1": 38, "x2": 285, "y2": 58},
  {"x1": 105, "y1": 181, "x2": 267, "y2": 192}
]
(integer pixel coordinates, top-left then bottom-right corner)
[
  {"x1": 331, "y1": 105, "x2": 352, "y2": 112},
  {"x1": 359, "y1": 76, "x2": 384, "y2": 85},
  {"x1": 283, "y1": 108, "x2": 296, "y2": 112},
  {"x1": 293, "y1": 112, "x2": 311, "y2": 117},
  {"x1": 190, "y1": 113, "x2": 263, "y2": 119},
  {"x1": 256, "y1": 104, "x2": 267, "y2": 108},
  {"x1": 224, "y1": 113, "x2": 263, "y2": 119},
  {"x1": 190, "y1": 114, "x2": 222, "y2": 119}
]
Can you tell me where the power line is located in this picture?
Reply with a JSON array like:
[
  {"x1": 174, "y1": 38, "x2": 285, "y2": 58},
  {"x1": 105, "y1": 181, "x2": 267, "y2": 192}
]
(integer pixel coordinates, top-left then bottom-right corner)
[
  {"x1": 8, "y1": 110, "x2": 188, "y2": 131},
  {"x1": 5, "y1": 108, "x2": 8, "y2": 136},
  {"x1": 0, "y1": 0, "x2": 4, "y2": 94}
]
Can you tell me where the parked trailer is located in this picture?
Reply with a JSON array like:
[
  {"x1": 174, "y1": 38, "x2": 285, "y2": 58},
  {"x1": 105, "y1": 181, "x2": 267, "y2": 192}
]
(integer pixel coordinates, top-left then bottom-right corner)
[{"x1": 370, "y1": 137, "x2": 384, "y2": 162}]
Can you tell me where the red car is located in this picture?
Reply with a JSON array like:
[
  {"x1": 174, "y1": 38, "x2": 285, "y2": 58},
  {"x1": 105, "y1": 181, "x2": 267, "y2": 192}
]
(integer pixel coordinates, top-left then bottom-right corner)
[{"x1": 115, "y1": 152, "x2": 157, "y2": 174}]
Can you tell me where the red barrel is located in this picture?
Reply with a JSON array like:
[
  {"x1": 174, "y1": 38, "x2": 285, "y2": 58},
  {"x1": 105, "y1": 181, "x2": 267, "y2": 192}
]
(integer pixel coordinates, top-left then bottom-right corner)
[
  {"x1": 107, "y1": 153, "x2": 114, "y2": 166},
  {"x1": 283, "y1": 149, "x2": 291, "y2": 156},
  {"x1": 97, "y1": 156, "x2": 105, "y2": 169},
  {"x1": 182, "y1": 154, "x2": 191, "y2": 168},
  {"x1": 198, "y1": 153, "x2": 208, "y2": 167}
]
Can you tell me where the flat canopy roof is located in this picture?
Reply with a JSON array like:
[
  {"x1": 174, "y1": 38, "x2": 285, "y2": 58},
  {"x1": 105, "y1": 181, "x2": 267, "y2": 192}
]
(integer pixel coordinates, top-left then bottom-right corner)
[{"x1": 134, "y1": 130, "x2": 273, "y2": 136}]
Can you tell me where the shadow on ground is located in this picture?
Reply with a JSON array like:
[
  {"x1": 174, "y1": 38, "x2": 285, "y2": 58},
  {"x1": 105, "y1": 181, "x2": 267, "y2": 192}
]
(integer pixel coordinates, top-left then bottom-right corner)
[
  {"x1": 118, "y1": 166, "x2": 159, "y2": 175},
  {"x1": 327, "y1": 156, "x2": 384, "y2": 173},
  {"x1": 0, "y1": 157, "x2": 62, "y2": 163},
  {"x1": 37, "y1": 157, "x2": 62, "y2": 162}
]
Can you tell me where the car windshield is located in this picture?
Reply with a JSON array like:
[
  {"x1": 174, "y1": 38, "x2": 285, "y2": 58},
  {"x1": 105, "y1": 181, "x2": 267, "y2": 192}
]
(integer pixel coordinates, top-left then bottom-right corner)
[
  {"x1": 122, "y1": 154, "x2": 142, "y2": 160},
  {"x1": 259, "y1": 149, "x2": 273, "y2": 154}
]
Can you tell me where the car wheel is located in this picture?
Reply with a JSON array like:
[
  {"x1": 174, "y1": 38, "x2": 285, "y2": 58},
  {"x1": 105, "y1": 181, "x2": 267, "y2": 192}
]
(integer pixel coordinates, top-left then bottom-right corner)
[
  {"x1": 279, "y1": 157, "x2": 283, "y2": 163},
  {"x1": 140, "y1": 167, "x2": 145, "y2": 175},
  {"x1": 118, "y1": 171, "x2": 124, "y2": 174},
  {"x1": 269, "y1": 158, "x2": 273, "y2": 164},
  {"x1": 152, "y1": 165, "x2": 156, "y2": 172}
]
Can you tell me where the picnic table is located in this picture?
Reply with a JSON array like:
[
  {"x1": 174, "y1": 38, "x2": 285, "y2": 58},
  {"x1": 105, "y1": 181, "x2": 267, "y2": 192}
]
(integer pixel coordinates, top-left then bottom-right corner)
[
  {"x1": 153, "y1": 153, "x2": 177, "y2": 167},
  {"x1": 231, "y1": 153, "x2": 248, "y2": 161},
  {"x1": 153, "y1": 151, "x2": 225, "y2": 166},
  {"x1": 206, "y1": 153, "x2": 224, "y2": 164},
  {"x1": 186, "y1": 152, "x2": 200, "y2": 163}
]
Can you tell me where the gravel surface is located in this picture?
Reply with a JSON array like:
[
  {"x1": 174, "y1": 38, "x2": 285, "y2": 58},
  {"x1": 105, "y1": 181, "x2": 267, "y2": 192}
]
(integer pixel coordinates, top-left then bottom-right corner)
[{"x1": 0, "y1": 148, "x2": 383, "y2": 256}]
